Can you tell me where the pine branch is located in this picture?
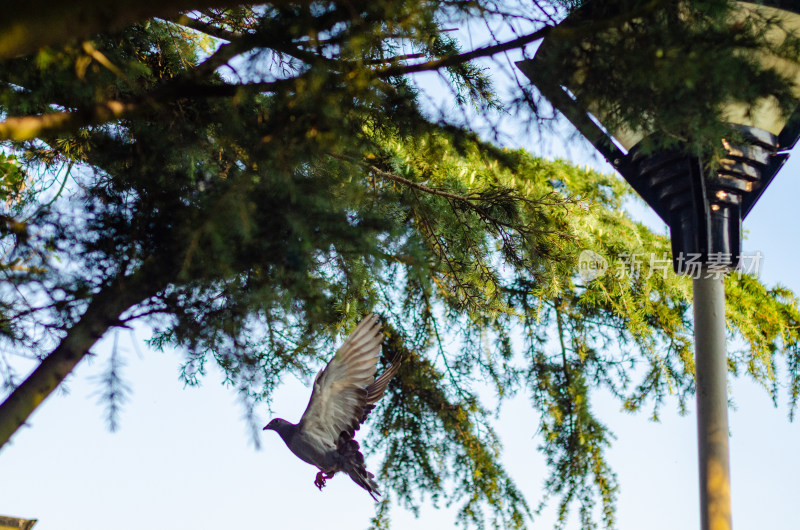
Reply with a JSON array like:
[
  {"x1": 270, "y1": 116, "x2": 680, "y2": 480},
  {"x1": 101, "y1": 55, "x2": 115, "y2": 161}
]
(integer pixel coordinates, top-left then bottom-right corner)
[
  {"x1": 0, "y1": 100, "x2": 137, "y2": 141},
  {"x1": 171, "y1": 14, "x2": 341, "y2": 71},
  {"x1": 377, "y1": 26, "x2": 552, "y2": 77},
  {"x1": 368, "y1": 163, "x2": 483, "y2": 203},
  {"x1": 554, "y1": 302, "x2": 574, "y2": 437},
  {"x1": 0, "y1": 260, "x2": 166, "y2": 449},
  {"x1": 0, "y1": 0, "x2": 251, "y2": 61},
  {"x1": 169, "y1": 14, "x2": 243, "y2": 42},
  {"x1": 376, "y1": 0, "x2": 665, "y2": 77},
  {"x1": 0, "y1": 77, "x2": 297, "y2": 141},
  {"x1": 367, "y1": 162, "x2": 574, "y2": 237}
]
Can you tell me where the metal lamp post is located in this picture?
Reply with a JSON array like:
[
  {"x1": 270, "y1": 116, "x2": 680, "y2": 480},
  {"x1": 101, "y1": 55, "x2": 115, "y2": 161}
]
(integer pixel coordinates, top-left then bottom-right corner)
[{"x1": 517, "y1": 2, "x2": 800, "y2": 530}]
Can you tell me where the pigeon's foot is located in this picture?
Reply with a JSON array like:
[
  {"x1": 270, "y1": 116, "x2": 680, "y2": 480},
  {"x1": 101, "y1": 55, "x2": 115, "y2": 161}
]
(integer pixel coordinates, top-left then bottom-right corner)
[{"x1": 314, "y1": 471, "x2": 336, "y2": 491}]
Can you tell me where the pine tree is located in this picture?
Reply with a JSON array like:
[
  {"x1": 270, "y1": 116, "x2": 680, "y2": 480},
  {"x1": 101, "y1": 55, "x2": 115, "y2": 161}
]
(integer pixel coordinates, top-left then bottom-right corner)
[{"x1": 1, "y1": 2, "x2": 799, "y2": 528}]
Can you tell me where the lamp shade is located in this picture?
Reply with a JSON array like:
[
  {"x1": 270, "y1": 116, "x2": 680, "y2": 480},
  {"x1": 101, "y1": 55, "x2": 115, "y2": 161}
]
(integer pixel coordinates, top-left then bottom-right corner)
[{"x1": 517, "y1": 0, "x2": 800, "y2": 274}]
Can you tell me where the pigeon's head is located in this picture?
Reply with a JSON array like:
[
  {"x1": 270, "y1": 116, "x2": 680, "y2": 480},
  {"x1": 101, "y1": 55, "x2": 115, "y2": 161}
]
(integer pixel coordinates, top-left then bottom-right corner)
[
  {"x1": 263, "y1": 418, "x2": 290, "y2": 432},
  {"x1": 263, "y1": 418, "x2": 298, "y2": 444}
]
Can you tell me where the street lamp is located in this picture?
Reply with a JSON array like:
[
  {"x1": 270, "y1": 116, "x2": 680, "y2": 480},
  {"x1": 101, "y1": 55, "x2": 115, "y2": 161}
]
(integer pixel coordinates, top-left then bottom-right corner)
[{"x1": 517, "y1": 2, "x2": 800, "y2": 530}]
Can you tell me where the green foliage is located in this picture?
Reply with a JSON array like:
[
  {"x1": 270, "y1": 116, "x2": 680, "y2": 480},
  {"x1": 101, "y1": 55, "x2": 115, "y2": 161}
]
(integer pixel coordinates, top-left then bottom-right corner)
[
  {"x1": 533, "y1": 0, "x2": 800, "y2": 158},
  {"x1": 0, "y1": 153, "x2": 26, "y2": 206},
  {"x1": 1, "y1": 2, "x2": 800, "y2": 529},
  {"x1": 726, "y1": 274, "x2": 800, "y2": 416},
  {"x1": 373, "y1": 329, "x2": 529, "y2": 529}
]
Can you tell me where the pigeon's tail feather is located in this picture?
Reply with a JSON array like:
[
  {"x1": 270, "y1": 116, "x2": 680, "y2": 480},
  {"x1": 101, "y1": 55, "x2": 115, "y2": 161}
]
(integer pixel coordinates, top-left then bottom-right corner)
[
  {"x1": 337, "y1": 432, "x2": 381, "y2": 501},
  {"x1": 346, "y1": 465, "x2": 380, "y2": 501}
]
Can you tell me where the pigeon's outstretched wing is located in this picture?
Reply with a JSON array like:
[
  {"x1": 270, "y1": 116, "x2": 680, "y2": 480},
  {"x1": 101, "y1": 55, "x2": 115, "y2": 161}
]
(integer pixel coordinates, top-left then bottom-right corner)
[{"x1": 298, "y1": 314, "x2": 396, "y2": 446}]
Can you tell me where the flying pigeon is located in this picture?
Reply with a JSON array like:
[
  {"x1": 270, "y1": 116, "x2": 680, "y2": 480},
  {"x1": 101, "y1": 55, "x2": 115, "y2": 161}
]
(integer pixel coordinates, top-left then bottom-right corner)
[{"x1": 263, "y1": 314, "x2": 399, "y2": 500}]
